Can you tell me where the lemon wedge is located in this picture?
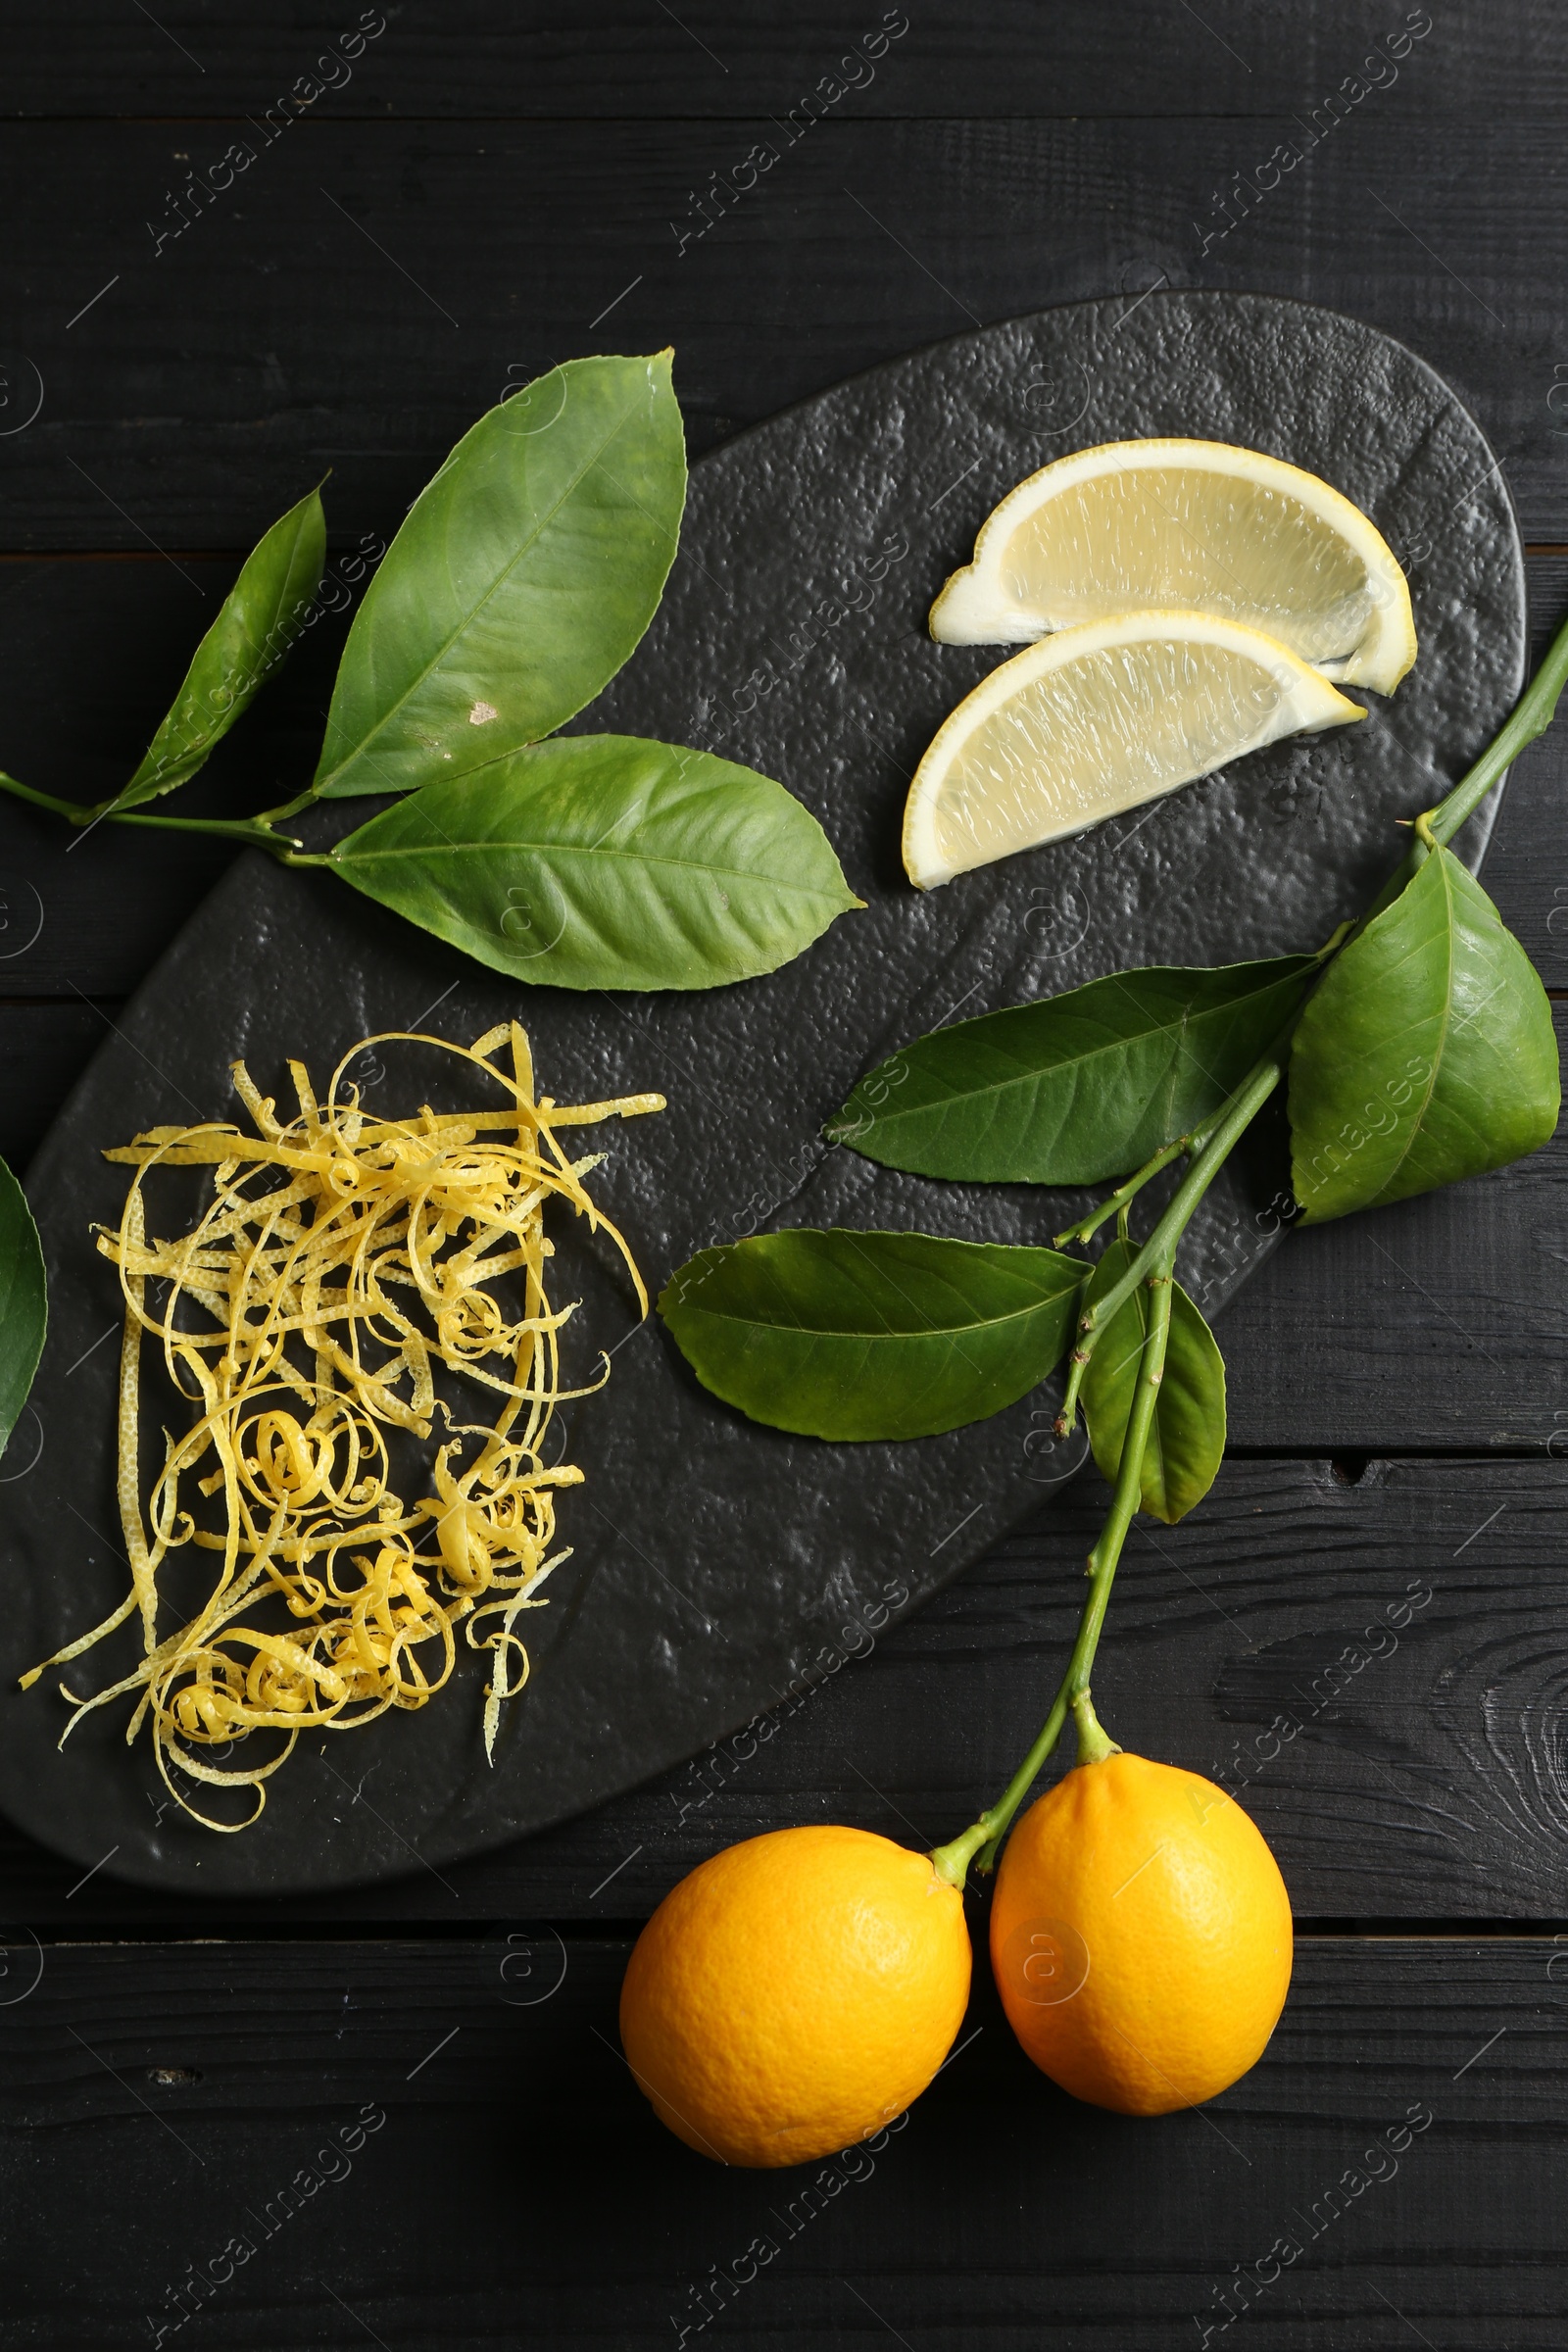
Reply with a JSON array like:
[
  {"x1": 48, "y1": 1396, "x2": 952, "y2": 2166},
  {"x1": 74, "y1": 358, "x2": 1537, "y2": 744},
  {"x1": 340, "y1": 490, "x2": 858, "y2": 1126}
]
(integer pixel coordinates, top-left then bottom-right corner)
[
  {"x1": 903, "y1": 610, "x2": 1365, "y2": 889},
  {"x1": 929, "y1": 438, "x2": 1416, "y2": 695}
]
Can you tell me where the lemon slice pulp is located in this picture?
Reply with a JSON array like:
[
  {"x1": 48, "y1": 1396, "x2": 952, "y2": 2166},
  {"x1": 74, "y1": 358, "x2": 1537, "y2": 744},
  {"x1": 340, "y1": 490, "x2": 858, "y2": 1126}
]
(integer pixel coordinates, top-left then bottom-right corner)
[
  {"x1": 929, "y1": 437, "x2": 1416, "y2": 695},
  {"x1": 903, "y1": 610, "x2": 1366, "y2": 890}
]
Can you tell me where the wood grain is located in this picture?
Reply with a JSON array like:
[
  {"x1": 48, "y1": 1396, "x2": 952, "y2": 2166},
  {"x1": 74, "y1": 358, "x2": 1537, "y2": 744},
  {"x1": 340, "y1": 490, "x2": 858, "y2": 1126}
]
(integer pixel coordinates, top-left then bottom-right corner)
[
  {"x1": 0, "y1": 1933, "x2": 1563, "y2": 2347},
  {"x1": 0, "y1": 553, "x2": 355, "y2": 1004},
  {"x1": 1220, "y1": 1016, "x2": 1568, "y2": 1450},
  {"x1": 0, "y1": 4, "x2": 1545, "y2": 122},
  {"x1": 5, "y1": 2, "x2": 1567, "y2": 2335},
  {"x1": 0, "y1": 112, "x2": 1560, "y2": 545},
  {"x1": 0, "y1": 1456, "x2": 1563, "y2": 1928}
]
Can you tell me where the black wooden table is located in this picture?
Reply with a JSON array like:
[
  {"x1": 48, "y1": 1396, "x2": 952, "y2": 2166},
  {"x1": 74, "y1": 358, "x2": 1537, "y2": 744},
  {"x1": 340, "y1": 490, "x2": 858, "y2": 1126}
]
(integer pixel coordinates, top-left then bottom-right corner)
[{"x1": 4, "y1": 8, "x2": 1568, "y2": 2344}]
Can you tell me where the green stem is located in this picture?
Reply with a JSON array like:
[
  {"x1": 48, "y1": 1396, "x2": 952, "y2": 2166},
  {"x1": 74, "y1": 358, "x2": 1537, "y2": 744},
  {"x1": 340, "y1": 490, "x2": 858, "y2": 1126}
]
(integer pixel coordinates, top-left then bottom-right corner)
[
  {"x1": 94, "y1": 810, "x2": 307, "y2": 856},
  {"x1": 1054, "y1": 923, "x2": 1352, "y2": 1257},
  {"x1": 1072, "y1": 1689, "x2": 1120, "y2": 1765},
  {"x1": 932, "y1": 612, "x2": 1568, "y2": 1900},
  {"x1": 1432, "y1": 606, "x2": 1568, "y2": 848},
  {"x1": 1055, "y1": 1051, "x2": 1282, "y2": 1438},
  {"x1": 0, "y1": 758, "x2": 331, "y2": 851},
  {"x1": 0, "y1": 772, "x2": 96, "y2": 825},
  {"x1": 1054, "y1": 1133, "x2": 1191, "y2": 1250},
  {"x1": 0, "y1": 768, "x2": 318, "y2": 857},
  {"x1": 252, "y1": 785, "x2": 322, "y2": 826},
  {"x1": 1358, "y1": 606, "x2": 1568, "y2": 935},
  {"x1": 931, "y1": 1262, "x2": 1171, "y2": 1889}
]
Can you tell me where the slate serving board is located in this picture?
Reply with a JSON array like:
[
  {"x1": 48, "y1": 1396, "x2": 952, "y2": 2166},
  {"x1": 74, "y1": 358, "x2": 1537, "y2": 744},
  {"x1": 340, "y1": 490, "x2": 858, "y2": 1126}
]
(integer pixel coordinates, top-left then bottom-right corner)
[{"x1": 0, "y1": 291, "x2": 1525, "y2": 1895}]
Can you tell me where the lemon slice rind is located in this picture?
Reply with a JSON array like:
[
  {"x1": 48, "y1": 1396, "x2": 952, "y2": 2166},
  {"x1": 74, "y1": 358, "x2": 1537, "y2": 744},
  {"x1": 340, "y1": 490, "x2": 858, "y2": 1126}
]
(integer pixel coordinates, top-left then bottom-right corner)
[
  {"x1": 929, "y1": 437, "x2": 1416, "y2": 696},
  {"x1": 903, "y1": 609, "x2": 1367, "y2": 891}
]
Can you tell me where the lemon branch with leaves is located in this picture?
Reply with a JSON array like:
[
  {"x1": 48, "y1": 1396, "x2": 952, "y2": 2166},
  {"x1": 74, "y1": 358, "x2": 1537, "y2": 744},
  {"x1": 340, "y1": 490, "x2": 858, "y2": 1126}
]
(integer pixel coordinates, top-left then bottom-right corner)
[
  {"x1": 627, "y1": 424, "x2": 1544, "y2": 2164},
  {"x1": 665, "y1": 610, "x2": 1568, "y2": 1889},
  {"x1": 0, "y1": 355, "x2": 861, "y2": 1002}
]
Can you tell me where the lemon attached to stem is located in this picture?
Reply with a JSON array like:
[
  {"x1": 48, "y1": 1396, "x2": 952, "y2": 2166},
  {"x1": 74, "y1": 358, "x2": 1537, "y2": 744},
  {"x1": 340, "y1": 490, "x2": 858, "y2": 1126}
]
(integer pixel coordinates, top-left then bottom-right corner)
[
  {"x1": 619, "y1": 1825, "x2": 971, "y2": 2168},
  {"x1": 989, "y1": 1747, "x2": 1293, "y2": 2114}
]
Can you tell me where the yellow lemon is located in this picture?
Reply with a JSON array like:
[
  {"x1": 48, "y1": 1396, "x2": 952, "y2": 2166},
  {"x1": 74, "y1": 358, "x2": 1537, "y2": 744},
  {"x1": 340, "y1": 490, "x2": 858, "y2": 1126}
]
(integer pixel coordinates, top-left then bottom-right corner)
[
  {"x1": 990, "y1": 1751, "x2": 1292, "y2": 2114},
  {"x1": 903, "y1": 609, "x2": 1364, "y2": 887},
  {"x1": 930, "y1": 436, "x2": 1416, "y2": 693},
  {"x1": 620, "y1": 1825, "x2": 972, "y2": 2167}
]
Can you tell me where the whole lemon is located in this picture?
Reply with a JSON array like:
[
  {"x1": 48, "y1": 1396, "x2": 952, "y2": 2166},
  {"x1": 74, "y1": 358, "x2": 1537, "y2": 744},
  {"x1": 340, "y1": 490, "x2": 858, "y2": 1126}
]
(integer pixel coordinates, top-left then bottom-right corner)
[
  {"x1": 990, "y1": 1752, "x2": 1292, "y2": 2114},
  {"x1": 620, "y1": 1824, "x2": 972, "y2": 2168}
]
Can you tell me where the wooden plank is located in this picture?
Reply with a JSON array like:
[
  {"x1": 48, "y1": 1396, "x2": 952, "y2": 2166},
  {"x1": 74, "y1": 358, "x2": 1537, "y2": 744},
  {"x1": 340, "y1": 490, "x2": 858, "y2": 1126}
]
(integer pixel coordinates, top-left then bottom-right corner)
[
  {"x1": 0, "y1": 553, "x2": 355, "y2": 1001},
  {"x1": 0, "y1": 113, "x2": 1562, "y2": 545},
  {"x1": 1219, "y1": 1005, "x2": 1568, "y2": 1450},
  {"x1": 1472, "y1": 554, "x2": 1568, "y2": 973},
  {"x1": 0, "y1": 4, "x2": 1544, "y2": 122},
  {"x1": 0, "y1": 1002, "x2": 107, "y2": 1169},
  {"x1": 0, "y1": 1933, "x2": 1563, "y2": 2347},
  {"x1": 4, "y1": 1455, "x2": 1567, "y2": 1928}
]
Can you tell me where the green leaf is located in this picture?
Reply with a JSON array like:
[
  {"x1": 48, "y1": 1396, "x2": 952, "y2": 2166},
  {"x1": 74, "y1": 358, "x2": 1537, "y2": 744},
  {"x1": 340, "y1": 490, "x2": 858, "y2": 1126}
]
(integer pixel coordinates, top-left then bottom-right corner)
[
  {"x1": 829, "y1": 955, "x2": 1323, "y2": 1185},
  {"x1": 0, "y1": 1155, "x2": 46, "y2": 1463},
  {"x1": 313, "y1": 353, "x2": 686, "y2": 799},
  {"x1": 659, "y1": 1228, "x2": 1085, "y2": 1441},
  {"x1": 325, "y1": 734, "x2": 860, "y2": 992},
  {"x1": 117, "y1": 486, "x2": 325, "y2": 808},
  {"x1": 1078, "y1": 1238, "x2": 1224, "y2": 1524},
  {"x1": 1289, "y1": 845, "x2": 1560, "y2": 1223}
]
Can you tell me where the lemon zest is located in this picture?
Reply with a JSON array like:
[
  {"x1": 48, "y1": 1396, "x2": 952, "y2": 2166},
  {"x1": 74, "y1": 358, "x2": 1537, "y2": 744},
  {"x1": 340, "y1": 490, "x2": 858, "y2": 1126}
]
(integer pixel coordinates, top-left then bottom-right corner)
[{"x1": 24, "y1": 1024, "x2": 662, "y2": 1833}]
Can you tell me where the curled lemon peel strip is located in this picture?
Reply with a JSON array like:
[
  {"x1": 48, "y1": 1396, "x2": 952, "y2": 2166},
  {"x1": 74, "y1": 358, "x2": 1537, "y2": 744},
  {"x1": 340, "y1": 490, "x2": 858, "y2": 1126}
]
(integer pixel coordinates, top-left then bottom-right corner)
[{"x1": 22, "y1": 1023, "x2": 662, "y2": 1834}]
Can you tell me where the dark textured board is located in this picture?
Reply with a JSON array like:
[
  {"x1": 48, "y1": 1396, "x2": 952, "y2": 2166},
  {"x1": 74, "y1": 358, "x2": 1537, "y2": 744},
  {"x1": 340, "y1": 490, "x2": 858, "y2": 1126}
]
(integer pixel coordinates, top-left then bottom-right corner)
[
  {"x1": 0, "y1": 1454, "x2": 1561, "y2": 1928},
  {"x1": 0, "y1": 3, "x2": 1546, "y2": 120},
  {"x1": 0, "y1": 984, "x2": 1554, "y2": 1452},
  {"x1": 3, "y1": 113, "x2": 1568, "y2": 545},
  {"x1": 3, "y1": 1933, "x2": 1567, "y2": 2348},
  {"x1": 0, "y1": 291, "x2": 1526, "y2": 1895},
  {"x1": 0, "y1": 536, "x2": 1552, "y2": 1033},
  {"x1": 0, "y1": 548, "x2": 1559, "y2": 1016}
]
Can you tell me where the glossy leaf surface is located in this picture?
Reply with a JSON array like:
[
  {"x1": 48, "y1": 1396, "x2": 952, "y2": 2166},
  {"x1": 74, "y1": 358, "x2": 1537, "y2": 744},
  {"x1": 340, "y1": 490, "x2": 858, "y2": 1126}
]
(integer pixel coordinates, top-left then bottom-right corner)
[
  {"x1": 1078, "y1": 1237, "x2": 1224, "y2": 1524},
  {"x1": 1289, "y1": 845, "x2": 1560, "y2": 1223},
  {"x1": 829, "y1": 955, "x2": 1322, "y2": 1185},
  {"x1": 659, "y1": 1228, "x2": 1085, "y2": 1441},
  {"x1": 314, "y1": 353, "x2": 685, "y2": 798},
  {"x1": 326, "y1": 733, "x2": 860, "y2": 992},
  {"x1": 0, "y1": 1156, "x2": 45, "y2": 1465},
  {"x1": 119, "y1": 487, "x2": 325, "y2": 807}
]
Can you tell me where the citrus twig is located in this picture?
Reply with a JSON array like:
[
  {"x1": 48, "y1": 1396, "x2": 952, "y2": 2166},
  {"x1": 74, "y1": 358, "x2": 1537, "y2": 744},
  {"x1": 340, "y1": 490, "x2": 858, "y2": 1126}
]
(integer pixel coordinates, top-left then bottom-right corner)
[
  {"x1": 1054, "y1": 921, "x2": 1354, "y2": 1258},
  {"x1": 933, "y1": 608, "x2": 1568, "y2": 1899},
  {"x1": 930, "y1": 1258, "x2": 1172, "y2": 1891},
  {"x1": 1354, "y1": 604, "x2": 1568, "y2": 941},
  {"x1": 82, "y1": 810, "x2": 307, "y2": 855},
  {"x1": 1053, "y1": 1133, "x2": 1192, "y2": 1250},
  {"x1": 0, "y1": 771, "x2": 97, "y2": 825},
  {"x1": 1055, "y1": 1055, "x2": 1279, "y2": 1438}
]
